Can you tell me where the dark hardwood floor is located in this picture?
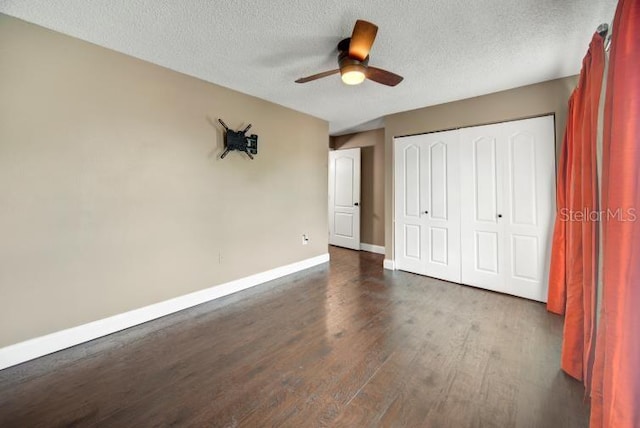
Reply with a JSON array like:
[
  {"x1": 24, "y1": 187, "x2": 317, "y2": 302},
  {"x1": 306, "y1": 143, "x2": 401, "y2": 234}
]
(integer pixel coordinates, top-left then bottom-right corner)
[{"x1": 0, "y1": 246, "x2": 588, "y2": 427}]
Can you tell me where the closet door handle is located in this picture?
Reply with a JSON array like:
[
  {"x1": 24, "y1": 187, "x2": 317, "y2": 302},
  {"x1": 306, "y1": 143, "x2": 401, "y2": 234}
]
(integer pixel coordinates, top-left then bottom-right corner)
[
  {"x1": 424, "y1": 210, "x2": 429, "y2": 214},
  {"x1": 497, "y1": 214, "x2": 503, "y2": 218},
  {"x1": 354, "y1": 202, "x2": 359, "y2": 206}
]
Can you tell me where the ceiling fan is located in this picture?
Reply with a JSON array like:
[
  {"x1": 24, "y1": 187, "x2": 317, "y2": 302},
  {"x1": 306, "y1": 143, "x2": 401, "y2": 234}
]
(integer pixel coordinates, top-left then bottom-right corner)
[{"x1": 295, "y1": 20, "x2": 403, "y2": 87}]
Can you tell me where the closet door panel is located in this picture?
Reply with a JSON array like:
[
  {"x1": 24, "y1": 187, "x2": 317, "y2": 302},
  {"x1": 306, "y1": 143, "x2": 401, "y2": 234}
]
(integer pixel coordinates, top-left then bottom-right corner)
[
  {"x1": 474, "y1": 136, "x2": 499, "y2": 222},
  {"x1": 510, "y1": 133, "x2": 537, "y2": 225},
  {"x1": 394, "y1": 130, "x2": 460, "y2": 282},
  {"x1": 394, "y1": 137, "x2": 428, "y2": 275},
  {"x1": 423, "y1": 131, "x2": 461, "y2": 283},
  {"x1": 429, "y1": 142, "x2": 448, "y2": 220},
  {"x1": 460, "y1": 123, "x2": 507, "y2": 293},
  {"x1": 502, "y1": 116, "x2": 556, "y2": 302}
]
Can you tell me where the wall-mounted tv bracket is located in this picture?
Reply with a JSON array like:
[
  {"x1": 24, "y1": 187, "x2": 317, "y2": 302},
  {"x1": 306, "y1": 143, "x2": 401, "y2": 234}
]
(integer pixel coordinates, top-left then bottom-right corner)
[{"x1": 218, "y1": 119, "x2": 258, "y2": 159}]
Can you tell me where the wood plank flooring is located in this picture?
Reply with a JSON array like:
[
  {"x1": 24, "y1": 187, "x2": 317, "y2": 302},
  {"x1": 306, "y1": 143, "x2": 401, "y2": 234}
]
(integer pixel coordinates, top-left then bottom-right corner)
[{"x1": 0, "y1": 246, "x2": 588, "y2": 427}]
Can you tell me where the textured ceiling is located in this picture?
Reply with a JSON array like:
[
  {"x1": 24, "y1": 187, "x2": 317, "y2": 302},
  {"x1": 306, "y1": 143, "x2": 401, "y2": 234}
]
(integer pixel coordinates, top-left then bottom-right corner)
[{"x1": 0, "y1": 0, "x2": 617, "y2": 134}]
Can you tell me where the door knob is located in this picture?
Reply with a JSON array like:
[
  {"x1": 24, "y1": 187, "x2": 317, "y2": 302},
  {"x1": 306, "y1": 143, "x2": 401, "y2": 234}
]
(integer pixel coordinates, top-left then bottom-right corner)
[
  {"x1": 354, "y1": 202, "x2": 359, "y2": 206},
  {"x1": 424, "y1": 210, "x2": 429, "y2": 214},
  {"x1": 498, "y1": 214, "x2": 503, "y2": 218}
]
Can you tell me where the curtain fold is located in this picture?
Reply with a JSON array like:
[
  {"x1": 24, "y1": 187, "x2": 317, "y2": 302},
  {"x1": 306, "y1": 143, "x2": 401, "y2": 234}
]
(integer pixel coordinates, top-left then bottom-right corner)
[
  {"x1": 580, "y1": 34, "x2": 605, "y2": 390},
  {"x1": 547, "y1": 97, "x2": 572, "y2": 315},
  {"x1": 547, "y1": 33, "x2": 605, "y2": 382},
  {"x1": 590, "y1": 0, "x2": 640, "y2": 426}
]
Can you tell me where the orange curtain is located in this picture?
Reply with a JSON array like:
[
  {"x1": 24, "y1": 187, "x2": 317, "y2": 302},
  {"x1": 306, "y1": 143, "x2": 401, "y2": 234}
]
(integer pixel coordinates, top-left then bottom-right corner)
[
  {"x1": 590, "y1": 0, "x2": 640, "y2": 426},
  {"x1": 547, "y1": 33, "x2": 605, "y2": 382},
  {"x1": 547, "y1": 95, "x2": 572, "y2": 315}
]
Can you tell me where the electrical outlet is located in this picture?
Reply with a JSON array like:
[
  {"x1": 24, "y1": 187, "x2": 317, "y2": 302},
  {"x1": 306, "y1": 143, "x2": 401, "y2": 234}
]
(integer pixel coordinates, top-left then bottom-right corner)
[{"x1": 302, "y1": 234, "x2": 309, "y2": 245}]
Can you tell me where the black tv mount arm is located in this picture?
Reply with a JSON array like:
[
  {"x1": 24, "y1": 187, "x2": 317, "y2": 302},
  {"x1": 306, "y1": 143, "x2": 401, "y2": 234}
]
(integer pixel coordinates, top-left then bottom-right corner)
[{"x1": 218, "y1": 119, "x2": 258, "y2": 160}]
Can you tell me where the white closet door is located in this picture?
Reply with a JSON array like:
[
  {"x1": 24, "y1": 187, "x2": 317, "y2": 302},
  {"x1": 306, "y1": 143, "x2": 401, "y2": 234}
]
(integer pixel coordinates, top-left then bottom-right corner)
[
  {"x1": 422, "y1": 131, "x2": 461, "y2": 282},
  {"x1": 394, "y1": 131, "x2": 461, "y2": 282},
  {"x1": 460, "y1": 115, "x2": 556, "y2": 301},
  {"x1": 501, "y1": 116, "x2": 556, "y2": 301},
  {"x1": 329, "y1": 148, "x2": 360, "y2": 250},
  {"x1": 460, "y1": 123, "x2": 507, "y2": 293},
  {"x1": 395, "y1": 136, "x2": 428, "y2": 274}
]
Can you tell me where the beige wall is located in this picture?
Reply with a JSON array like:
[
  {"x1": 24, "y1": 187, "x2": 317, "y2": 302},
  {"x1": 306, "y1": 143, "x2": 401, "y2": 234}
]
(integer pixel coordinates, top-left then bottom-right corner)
[
  {"x1": 330, "y1": 129, "x2": 385, "y2": 247},
  {"x1": 384, "y1": 76, "x2": 578, "y2": 260},
  {"x1": 0, "y1": 15, "x2": 329, "y2": 347}
]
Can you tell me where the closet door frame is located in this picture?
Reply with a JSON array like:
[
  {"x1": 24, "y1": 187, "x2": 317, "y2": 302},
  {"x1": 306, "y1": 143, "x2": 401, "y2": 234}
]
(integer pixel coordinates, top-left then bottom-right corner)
[{"x1": 393, "y1": 114, "x2": 556, "y2": 303}]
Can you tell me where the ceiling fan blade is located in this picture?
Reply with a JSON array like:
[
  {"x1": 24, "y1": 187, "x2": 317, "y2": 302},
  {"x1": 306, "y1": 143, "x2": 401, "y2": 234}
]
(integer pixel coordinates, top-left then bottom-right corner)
[
  {"x1": 349, "y1": 20, "x2": 378, "y2": 61},
  {"x1": 295, "y1": 69, "x2": 340, "y2": 84},
  {"x1": 366, "y1": 66, "x2": 404, "y2": 87}
]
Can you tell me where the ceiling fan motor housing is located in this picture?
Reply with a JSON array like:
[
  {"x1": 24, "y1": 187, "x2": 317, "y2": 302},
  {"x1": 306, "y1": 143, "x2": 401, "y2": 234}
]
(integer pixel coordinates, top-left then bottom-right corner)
[{"x1": 338, "y1": 50, "x2": 368, "y2": 76}]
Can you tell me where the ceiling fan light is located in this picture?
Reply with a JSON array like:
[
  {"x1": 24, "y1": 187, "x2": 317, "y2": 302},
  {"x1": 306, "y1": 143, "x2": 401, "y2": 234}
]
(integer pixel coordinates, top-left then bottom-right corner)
[{"x1": 341, "y1": 65, "x2": 366, "y2": 85}]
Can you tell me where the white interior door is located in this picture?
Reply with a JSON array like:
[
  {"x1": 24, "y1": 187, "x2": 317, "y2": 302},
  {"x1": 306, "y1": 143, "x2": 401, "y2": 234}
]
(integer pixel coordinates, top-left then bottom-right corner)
[
  {"x1": 501, "y1": 116, "x2": 556, "y2": 301},
  {"x1": 395, "y1": 136, "x2": 428, "y2": 274},
  {"x1": 460, "y1": 116, "x2": 556, "y2": 301},
  {"x1": 422, "y1": 131, "x2": 461, "y2": 282},
  {"x1": 460, "y1": 123, "x2": 507, "y2": 293},
  {"x1": 394, "y1": 131, "x2": 461, "y2": 282},
  {"x1": 329, "y1": 148, "x2": 360, "y2": 250}
]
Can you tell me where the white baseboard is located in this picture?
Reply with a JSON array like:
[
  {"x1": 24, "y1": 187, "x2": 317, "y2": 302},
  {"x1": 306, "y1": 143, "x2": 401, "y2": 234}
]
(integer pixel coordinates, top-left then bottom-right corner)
[
  {"x1": 383, "y1": 259, "x2": 396, "y2": 270},
  {"x1": 0, "y1": 253, "x2": 330, "y2": 371},
  {"x1": 360, "y1": 243, "x2": 385, "y2": 255}
]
